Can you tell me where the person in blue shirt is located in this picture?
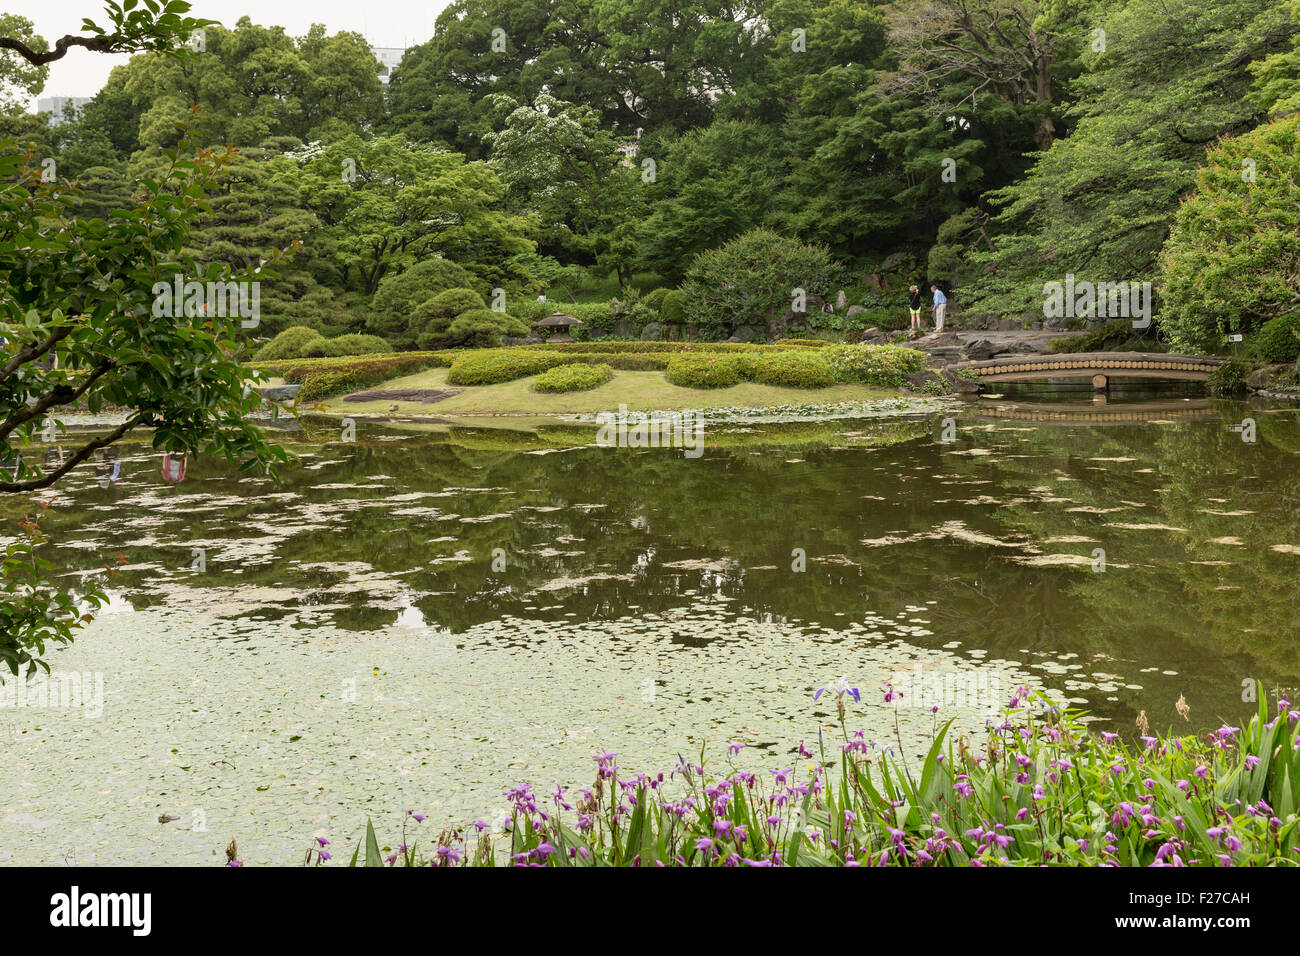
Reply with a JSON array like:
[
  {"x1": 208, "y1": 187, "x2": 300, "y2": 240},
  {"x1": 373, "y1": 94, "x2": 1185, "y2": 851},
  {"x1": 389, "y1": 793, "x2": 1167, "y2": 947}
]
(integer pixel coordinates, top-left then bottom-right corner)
[{"x1": 930, "y1": 284, "x2": 947, "y2": 332}]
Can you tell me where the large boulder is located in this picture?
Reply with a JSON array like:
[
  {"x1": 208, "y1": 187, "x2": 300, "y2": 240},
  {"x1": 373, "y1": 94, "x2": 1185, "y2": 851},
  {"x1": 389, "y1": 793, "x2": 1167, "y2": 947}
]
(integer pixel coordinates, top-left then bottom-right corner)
[
  {"x1": 902, "y1": 369, "x2": 954, "y2": 394},
  {"x1": 846, "y1": 304, "x2": 869, "y2": 319},
  {"x1": 859, "y1": 326, "x2": 889, "y2": 344},
  {"x1": 640, "y1": 322, "x2": 662, "y2": 341},
  {"x1": 834, "y1": 289, "x2": 848, "y2": 311},
  {"x1": 962, "y1": 339, "x2": 997, "y2": 361}
]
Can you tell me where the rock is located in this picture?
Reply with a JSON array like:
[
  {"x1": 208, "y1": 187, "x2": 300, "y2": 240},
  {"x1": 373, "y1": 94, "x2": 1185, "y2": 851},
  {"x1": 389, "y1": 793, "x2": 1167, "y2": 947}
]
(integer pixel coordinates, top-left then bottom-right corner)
[
  {"x1": 726, "y1": 335, "x2": 741, "y2": 343},
  {"x1": 913, "y1": 331, "x2": 963, "y2": 349},
  {"x1": 835, "y1": 289, "x2": 848, "y2": 311},
  {"x1": 997, "y1": 319, "x2": 1021, "y2": 332},
  {"x1": 902, "y1": 369, "x2": 954, "y2": 394},
  {"x1": 158, "y1": 814, "x2": 180, "y2": 824},
  {"x1": 962, "y1": 339, "x2": 997, "y2": 361},
  {"x1": 846, "y1": 304, "x2": 869, "y2": 318},
  {"x1": 524, "y1": 332, "x2": 544, "y2": 344},
  {"x1": 880, "y1": 252, "x2": 908, "y2": 272},
  {"x1": 640, "y1": 322, "x2": 662, "y2": 341},
  {"x1": 613, "y1": 319, "x2": 638, "y2": 338},
  {"x1": 942, "y1": 368, "x2": 982, "y2": 394},
  {"x1": 256, "y1": 385, "x2": 301, "y2": 403},
  {"x1": 1044, "y1": 317, "x2": 1069, "y2": 331},
  {"x1": 1246, "y1": 364, "x2": 1290, "y2": 389},
  {"x1": 859, "y1": 327, "x2": 888, "y2": 344}
]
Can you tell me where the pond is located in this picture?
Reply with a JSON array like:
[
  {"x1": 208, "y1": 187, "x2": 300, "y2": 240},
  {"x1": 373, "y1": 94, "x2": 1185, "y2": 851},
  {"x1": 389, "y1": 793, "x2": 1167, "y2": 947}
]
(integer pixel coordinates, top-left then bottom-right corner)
[{"x1": 2, "y1": 394, "x2": 1299, "y2": 864}]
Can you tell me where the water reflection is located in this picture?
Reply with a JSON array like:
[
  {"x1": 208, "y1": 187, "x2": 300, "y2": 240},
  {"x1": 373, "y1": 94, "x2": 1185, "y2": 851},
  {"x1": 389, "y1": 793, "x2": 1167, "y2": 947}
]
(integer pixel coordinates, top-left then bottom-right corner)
[{"x1": 7, "y1": 396, "x2": 1300, "y2": 737}]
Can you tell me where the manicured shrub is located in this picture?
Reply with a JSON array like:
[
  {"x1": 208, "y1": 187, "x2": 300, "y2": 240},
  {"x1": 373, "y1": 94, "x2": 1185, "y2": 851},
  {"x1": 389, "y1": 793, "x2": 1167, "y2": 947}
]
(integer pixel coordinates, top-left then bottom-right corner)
[
  {"x1": 821, "y1": 344, "x2": 927, "y2": 387},
  {"x1": 1253, "y1": 313, "x2": 1300, "y2": 363},
  {"x1": 447, "y1": 350, "x2": 568, "y2": 385},
  {"x1": 368, "y1": 258, "x2": 479, "y2": 347},
  {"x1": 642, "y1": 287, "x2": 669, "y2": 311},
  {"x1": 270, "y1": 354, "x2": 450, "y2": 400},
  {"x1": 411, "y1": 288, "x2": 490, "y2": 349},
  {"x1": 300, "y1": 333, "x2": 394, "y2": 358},
  {"x1": 659, "y1": 290, "x2": 684, "y2": 325},
  {"x1": 444, "y1": 309, "x2": 531, "y2": 349},
  {"x1": 533, "y1": 362, "x2": 614, "y2": 393},
  {"x1": 664, "y1": 355, "x2": 742, "y2": 388},
  {"x1": 253, "y1": 326, "x2": 327, "y2": 361},
  {"x1": 750, "y1": 351, "x2": 835, "y2": 387}
]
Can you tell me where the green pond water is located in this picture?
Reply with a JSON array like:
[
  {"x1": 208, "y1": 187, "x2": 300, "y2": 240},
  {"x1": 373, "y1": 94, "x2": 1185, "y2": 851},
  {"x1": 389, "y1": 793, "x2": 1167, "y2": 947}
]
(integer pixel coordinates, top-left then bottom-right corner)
[{"x1": 2, "y1": 392, "x2": 1299, "y2": 864}]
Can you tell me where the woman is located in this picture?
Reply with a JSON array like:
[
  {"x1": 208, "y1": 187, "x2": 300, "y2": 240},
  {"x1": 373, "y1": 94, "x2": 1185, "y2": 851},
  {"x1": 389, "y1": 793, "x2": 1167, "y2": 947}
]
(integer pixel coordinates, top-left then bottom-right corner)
[{"x1": 908, "y1": 285, "x2": 922, "y2": 330}]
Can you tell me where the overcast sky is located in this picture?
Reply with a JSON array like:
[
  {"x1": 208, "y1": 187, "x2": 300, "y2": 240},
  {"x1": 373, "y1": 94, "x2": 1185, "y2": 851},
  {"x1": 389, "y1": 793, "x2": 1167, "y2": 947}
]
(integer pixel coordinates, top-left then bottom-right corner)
[{"x1": 8, "y1": 0, "x2": 454, "y2": 107}]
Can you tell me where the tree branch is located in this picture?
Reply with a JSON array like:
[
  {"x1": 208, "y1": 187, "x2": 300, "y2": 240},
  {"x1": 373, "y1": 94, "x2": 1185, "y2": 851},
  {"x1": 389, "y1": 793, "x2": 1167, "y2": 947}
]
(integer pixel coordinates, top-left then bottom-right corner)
[{"x1": 0, "y1": 414, "x2": 146, "y2": 493}]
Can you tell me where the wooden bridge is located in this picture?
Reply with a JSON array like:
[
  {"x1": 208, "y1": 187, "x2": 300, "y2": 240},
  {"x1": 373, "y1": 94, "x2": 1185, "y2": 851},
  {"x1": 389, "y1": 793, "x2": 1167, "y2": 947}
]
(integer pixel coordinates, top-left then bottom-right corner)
[{"x1": 953, "y1": 351, "x2": 1223, "y2": 389}]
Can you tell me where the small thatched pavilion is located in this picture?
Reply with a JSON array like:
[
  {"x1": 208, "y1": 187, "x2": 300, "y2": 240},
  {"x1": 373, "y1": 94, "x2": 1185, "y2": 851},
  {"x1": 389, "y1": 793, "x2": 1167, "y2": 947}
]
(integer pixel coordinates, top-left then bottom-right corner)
[{"x1": 535, "y1": 312, "x2": 582, "y2": 343}]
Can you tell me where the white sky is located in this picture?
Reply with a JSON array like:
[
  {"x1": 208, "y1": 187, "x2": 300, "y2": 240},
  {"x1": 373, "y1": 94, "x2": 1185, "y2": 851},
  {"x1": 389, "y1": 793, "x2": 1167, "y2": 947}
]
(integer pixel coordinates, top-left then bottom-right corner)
[{"x1": 7, "y1": 0, "x2": 454, "y2": 107}]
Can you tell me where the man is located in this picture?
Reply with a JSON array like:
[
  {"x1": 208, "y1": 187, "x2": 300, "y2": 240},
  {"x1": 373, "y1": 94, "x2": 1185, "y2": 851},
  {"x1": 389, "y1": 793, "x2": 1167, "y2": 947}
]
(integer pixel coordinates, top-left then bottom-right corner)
[{"x1": 930, "y1": 284, "x2": 947, "y2": 332}]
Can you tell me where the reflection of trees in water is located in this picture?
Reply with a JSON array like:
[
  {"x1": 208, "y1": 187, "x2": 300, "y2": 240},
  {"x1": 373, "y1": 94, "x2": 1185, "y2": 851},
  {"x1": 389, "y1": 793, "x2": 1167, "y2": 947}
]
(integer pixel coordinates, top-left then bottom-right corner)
[
  {"x1": 984, "y1": 410, "x2": 1300, "y2": 698},
  {"x1": 18, "y1": 413, "x2": 1298, "y2": 726}
]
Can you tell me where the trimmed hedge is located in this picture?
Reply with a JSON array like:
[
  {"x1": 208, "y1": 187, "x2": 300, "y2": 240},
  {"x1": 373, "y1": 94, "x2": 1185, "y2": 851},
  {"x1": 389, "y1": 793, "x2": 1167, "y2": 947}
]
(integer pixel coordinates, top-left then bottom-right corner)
[
  {"x1": 447, "y1": 350, "x2": 568, "y2": 385},
  {"x1": 1253, "y1": 314, "x2": 1300, "y2": 363},
  {"x1": 664, "y1": 355, "x2": 742, "y2": 388},
  {"x1": 750, "y1": 351, "x2": 836, "y2": 388},
  {"x1": 301, "y1": 333, "x2": 394, "y2": 358},
  {"x1": 533, "y1": 362, "x2": 615, "y2": 393},
  {"x1": 264, "y1": 353, "x2": 454, "y2": 401},
  {"x1": 821, "y1": 344, "x2": 928, "y2": 387},
  {"x1": 253, "y1": 326, "x2": 326, "y2": 361}
]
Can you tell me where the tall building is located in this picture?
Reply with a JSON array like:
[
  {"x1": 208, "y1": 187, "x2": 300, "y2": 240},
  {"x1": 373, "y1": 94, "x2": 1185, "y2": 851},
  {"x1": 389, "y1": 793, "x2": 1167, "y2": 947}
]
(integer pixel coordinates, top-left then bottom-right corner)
[
  {"x1": 371, "y1": 47, "x2": 407, "y2": 85},
  {"x1": 36, "y1": 96, "x2": 91, "y2": 126}
]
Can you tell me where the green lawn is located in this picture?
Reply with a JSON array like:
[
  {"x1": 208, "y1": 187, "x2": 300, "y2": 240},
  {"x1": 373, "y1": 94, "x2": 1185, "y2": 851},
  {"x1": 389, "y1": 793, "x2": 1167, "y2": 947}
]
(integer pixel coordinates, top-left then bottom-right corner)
[{"x1": 319, "y1": 368, "x2": 898, "y2": 418}]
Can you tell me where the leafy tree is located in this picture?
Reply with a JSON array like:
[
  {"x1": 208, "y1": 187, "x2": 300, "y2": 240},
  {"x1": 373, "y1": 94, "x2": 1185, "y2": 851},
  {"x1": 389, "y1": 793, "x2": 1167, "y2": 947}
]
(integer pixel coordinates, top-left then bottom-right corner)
[
  {"x1": 958, "y1": 0, "x2": 1297, "y2": 319},
  {"x1": 635, "y1": 120, "x2": 783, "y2": 283},
  {"x1": 679, "y1": 228, "x2": 839, "y2": 338},
  {"x1": 444, "y1": 309, "x2": 529, "y2": 348},
  {"x1": 0, "y1": 14, "x2": 48, "y2": 113},
  {"x1": 369, "y1": 257, "x2": 478, "y2": 347},
  {"x1": 291, "y1": 134, "x2": 534, "y2": 297},
  {"x1": 485, "y1": 93, "x2": 643, "y2": 285},
  {"x1": 0, "y1": 3, "x2": 294, "y2": 678},
  {"x1": 1158, "y1": 115, "x2": 1300, "y2": 353}
]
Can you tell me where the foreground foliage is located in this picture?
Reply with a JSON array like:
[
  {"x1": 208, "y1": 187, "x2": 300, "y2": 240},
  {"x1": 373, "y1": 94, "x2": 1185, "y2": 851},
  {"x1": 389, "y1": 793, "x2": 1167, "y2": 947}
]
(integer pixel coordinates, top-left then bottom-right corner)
[{"x1": 318, "y1": 685, "x2": 1300, "y2": 867}]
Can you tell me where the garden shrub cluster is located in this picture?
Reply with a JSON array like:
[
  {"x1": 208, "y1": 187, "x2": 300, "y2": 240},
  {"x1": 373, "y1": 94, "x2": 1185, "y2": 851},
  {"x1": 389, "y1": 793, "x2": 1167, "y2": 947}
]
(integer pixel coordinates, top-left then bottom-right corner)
[
  {"x1": 1253, "y1": 313, "x2": 1300, "y2": 363},
  {"x1": 276, "y1": 354, "x2": 453, "y2": 401},
  {"x1": 254, "y1": 327, "x2": 395, "y2": 361},
  {"x1": 532, "y1": 362, "x2": 615, "y2": 393},
  {"x1": 750, "y1": 351, "x2": 836, "y2": 387},
  {"x1": 446, "y1": 350, "x2": 568, "y2": 385},
  {"x1": 1207, "y1": 359, "x2": 1252, "y2": 396},
  {"x1": 664, "y1": 355, "x2": 743, "y2": 388},
  {"x1": 821, "y1": 344, "x2": 928, "y2": 387}
]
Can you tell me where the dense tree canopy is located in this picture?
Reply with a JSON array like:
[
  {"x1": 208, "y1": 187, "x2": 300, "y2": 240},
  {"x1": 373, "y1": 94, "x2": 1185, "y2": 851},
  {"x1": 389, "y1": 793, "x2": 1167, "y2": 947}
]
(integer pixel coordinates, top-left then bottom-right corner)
[{"x1": 5, "y1": 0, "x2": 1298, "y2": 352}]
